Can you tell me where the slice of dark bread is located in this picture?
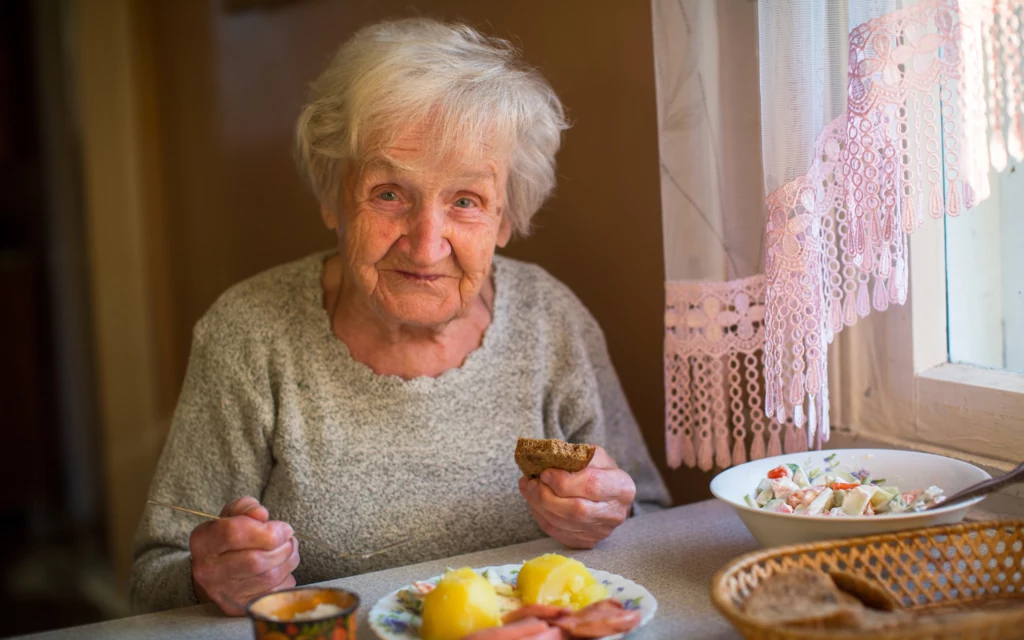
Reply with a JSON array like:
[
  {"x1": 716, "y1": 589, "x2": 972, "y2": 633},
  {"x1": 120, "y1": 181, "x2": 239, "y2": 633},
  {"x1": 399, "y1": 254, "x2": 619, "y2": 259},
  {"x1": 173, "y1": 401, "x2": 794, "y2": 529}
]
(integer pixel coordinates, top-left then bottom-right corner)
[
  {"x1": 515, "y1": 438, "x2": 596, "y2": 478},
  {"x1": 742, "y1": 569, "x2": 854, "y2": 627},
  {"x1": 829, "y1": 570, "x2": 901, "y2": 612},
  {"x1": 743, "y1": 568, "x2": 914, "y2": 631}
]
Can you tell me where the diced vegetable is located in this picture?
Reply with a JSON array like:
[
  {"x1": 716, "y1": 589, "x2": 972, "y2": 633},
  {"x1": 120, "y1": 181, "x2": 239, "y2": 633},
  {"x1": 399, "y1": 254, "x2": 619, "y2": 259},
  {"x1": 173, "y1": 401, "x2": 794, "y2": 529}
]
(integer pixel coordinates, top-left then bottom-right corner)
[
  {"x1": 805, "y1": 488, "x2": 835, "y2": 516},
  {"x1": 756, "y1": 487, "x2": 774, "y2": 506},
  {"x1": 840, "y1": 485, "x2": 877, "y2": 516},
  {"x1": 771, "y1": 478, "x2": 800, "y2": 501},
  {"x1": 907, "y1": 486, "x2": 944, "y2": 511},
  {"x1": 744, "y1": 494, "x2": 758, "y2": 509},
  {"x1": 767, "y1": 465, "x2": 791, "y2": 480},
  {"x1": 829, "y1": 482, "x2": 860, "y2": 491},
  {"x1": 789, "y1": 465, "x2": 811, "y2": 488},
  {"x1": 869, "y1": 486, "x2": 897, "y2": 510},
  {"x1": 886, "y1": 492, "x2": 908, "y2": 513}
]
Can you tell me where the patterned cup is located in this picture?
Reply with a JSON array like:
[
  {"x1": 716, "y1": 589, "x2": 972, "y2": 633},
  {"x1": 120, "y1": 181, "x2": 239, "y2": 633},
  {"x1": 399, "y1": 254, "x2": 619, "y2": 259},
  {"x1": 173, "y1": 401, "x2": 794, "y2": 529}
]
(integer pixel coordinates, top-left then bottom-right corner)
[{"x1": 247, "y1": 587, "x2": 359, "y2": 640}]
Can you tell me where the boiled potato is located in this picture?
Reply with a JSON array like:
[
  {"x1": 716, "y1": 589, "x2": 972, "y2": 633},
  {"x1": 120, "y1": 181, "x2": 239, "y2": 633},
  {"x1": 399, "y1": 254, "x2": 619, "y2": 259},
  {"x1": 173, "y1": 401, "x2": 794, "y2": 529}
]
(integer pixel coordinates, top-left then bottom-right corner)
[
  {"x1": 420, "y1": 568, "x2": 500, "y2": 640},
  {"x1": 571, "y1": 582, "x2": 610, "y2": 609},
  {"x1": 517, "y1": 554, "x2": 608, "y2": 611}
]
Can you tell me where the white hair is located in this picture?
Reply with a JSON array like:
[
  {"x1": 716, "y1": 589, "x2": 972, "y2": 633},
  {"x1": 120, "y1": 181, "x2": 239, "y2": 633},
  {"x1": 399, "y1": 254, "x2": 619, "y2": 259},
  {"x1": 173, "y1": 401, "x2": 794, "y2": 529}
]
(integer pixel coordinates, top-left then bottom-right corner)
[{"x1": 294, "y1": 18, "x2": 569, "y2": 237}]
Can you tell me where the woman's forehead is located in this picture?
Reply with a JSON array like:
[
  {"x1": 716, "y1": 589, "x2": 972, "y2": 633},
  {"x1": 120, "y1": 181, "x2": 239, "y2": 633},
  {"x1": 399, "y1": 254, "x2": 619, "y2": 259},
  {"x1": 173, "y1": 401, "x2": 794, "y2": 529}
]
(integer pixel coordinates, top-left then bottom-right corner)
[
  {"x1": 357, "y1": 144, "x2": 506, "y2": 187},
  {"x1": 360, "y1": 155, "x2": 499, "y2": 180},
  {"x1": 359, "y1": 118, "x2": 508, "y2": 175}
]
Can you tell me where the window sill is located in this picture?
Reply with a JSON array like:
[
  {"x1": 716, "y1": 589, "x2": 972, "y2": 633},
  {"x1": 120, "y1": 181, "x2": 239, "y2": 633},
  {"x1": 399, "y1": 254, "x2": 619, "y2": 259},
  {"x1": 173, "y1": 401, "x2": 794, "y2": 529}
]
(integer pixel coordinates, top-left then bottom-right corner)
[{"x1": 914, "y1": 363, "x2": 1024, "y2": 464}]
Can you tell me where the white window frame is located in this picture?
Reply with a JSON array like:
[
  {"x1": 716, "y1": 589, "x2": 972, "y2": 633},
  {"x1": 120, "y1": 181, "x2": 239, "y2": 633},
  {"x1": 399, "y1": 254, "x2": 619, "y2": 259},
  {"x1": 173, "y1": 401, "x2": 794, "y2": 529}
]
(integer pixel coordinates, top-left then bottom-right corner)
[{"x1": 830, "y1": 209, "x2": 1024, "y2": 473}]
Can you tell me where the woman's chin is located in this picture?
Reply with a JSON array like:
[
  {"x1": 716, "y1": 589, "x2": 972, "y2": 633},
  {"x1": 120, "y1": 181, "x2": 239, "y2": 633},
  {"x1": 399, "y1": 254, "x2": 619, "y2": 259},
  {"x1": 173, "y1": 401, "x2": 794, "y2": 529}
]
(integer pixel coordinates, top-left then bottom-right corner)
[{"x1": 377, "y1": 297, "x2": 462, "y2": 329}]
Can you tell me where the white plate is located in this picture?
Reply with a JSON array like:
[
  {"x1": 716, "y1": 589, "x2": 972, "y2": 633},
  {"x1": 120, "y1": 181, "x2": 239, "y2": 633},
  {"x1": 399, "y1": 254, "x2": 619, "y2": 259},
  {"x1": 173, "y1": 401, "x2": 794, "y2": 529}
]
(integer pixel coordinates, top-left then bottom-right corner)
[
  {"x1": 710, "y1": 448, "x2": 991, "y2": 547},
  {"x1": 368, "y1": 563, "x2": 657, "y2": 639}
]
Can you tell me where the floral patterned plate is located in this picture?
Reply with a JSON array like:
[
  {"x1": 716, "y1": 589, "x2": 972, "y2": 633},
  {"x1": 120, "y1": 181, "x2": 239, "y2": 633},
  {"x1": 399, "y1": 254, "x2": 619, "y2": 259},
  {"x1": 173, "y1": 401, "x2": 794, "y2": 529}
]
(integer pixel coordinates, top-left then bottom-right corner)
[{"x1": 368, "y1": 563, "x2": 656, "y2": 640}]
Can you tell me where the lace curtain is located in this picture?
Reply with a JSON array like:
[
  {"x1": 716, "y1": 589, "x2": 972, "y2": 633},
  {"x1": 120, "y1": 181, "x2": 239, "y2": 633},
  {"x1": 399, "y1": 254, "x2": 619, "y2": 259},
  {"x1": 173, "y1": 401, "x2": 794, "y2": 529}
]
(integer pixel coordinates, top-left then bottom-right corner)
[
  {"x1": 658, "y1": 0, "x2": 1024, "y2": 470},
  {"x1": 654, "y1": 0, "x2": 796, "y2": 471}
]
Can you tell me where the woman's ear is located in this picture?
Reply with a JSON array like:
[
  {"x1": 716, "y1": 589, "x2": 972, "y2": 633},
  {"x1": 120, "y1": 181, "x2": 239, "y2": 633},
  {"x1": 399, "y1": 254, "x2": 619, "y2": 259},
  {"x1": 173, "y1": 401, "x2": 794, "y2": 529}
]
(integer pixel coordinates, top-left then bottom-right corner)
[
  {"x1": 321, "y1": 205, "x2": 340, "y2": 232},
  {"x1": 496, "y1": 215, "x2": 512, "y2": 248}
]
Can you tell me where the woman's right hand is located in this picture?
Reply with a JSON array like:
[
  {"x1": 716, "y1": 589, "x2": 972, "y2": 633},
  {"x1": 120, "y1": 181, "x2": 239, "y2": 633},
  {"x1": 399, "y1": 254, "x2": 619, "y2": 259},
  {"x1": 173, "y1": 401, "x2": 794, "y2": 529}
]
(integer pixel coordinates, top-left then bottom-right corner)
[{"x1": 189, "y1": 496, "x2": 300, "y2": 616}]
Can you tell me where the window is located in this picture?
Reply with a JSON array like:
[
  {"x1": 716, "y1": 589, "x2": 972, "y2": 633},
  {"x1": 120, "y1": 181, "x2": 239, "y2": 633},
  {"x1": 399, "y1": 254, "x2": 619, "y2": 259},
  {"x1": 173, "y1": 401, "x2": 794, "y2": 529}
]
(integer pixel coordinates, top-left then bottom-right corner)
[
  {"x1": 831, "y1": 161, "x2": 1024, "y2": 470},
  {"x1": 947, "y1": 161, "x2": 1024, "y2": 375}
]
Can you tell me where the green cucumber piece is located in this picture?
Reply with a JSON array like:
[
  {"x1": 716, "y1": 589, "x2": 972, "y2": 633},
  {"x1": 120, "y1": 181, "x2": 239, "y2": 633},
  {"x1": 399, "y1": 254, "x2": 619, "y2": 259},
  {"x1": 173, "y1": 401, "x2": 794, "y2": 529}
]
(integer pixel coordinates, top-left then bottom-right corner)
[
  {"x1": 805, "y1": 488, "x2": 834, "y2": 515},
  {"x1": 841, "y1": 485, "x2": 878, "y2": 516},
  {"x1": 789, "y1": 465, "x2": 811, "y2": 488},
  {"x1": 870, "y1": 486, "x2": 897, "y2": 509}
]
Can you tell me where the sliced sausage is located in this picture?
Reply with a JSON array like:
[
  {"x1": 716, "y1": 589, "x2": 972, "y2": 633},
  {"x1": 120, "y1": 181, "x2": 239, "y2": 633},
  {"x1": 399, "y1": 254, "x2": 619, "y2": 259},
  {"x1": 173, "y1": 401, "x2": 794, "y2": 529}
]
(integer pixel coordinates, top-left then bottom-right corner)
[
  {"x1": 502, "y1": 604, "x2": 572, "y2": 624},
  {"x1": 552, "y1": 599, "x2": 642, "y2": 638},
  {"x1": 463, "y1": 617, "x2": 552, "y2": 640}
]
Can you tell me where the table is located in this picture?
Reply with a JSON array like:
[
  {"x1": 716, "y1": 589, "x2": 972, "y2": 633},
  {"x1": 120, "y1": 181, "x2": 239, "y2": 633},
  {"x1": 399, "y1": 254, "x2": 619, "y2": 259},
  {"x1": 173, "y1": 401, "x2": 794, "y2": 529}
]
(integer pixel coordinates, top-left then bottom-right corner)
[{"x1": 19, "y1": 499, "x2": 759, "y2": 639}]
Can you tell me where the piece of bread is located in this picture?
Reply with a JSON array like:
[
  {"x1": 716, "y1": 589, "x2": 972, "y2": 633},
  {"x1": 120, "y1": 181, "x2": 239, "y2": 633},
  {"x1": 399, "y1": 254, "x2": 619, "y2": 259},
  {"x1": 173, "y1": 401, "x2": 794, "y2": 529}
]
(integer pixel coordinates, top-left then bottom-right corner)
[
  {"x1": 829, "y1": 570, "x2": 901, "y2": 612},
  {"x1": 743, "y1": 568, "x2": 914, "y2": 632},
  {"x1": 742, "y1": 569, "x2": 856, "y2": 627},
  {"x1": 515, "y1": 438, "x2": 596, "y2": 478}
]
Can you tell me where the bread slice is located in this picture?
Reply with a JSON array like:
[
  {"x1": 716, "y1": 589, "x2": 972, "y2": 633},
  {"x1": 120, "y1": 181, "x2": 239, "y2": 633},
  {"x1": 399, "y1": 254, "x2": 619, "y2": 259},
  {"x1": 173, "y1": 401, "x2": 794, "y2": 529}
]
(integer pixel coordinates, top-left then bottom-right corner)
[
  {"x1": 829, "y1": 570, "x2": 901, "y2": 612},
  {"x1": 743, "y1": 568, "x2": 913, "y2": 631},
  {"x1": 742, "y1": 568, "x2": 855, "y2": 627},
  {"x1": 515, "y1": 438, "x2": 596, "y2": 478}
]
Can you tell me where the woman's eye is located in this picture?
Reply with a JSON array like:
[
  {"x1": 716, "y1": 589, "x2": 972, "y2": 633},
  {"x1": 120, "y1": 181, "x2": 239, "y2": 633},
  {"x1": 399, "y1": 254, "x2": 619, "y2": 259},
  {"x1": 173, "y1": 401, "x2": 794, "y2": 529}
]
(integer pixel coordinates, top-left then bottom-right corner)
[
  {"x1": 377, "y1": 190, "x2": 399, "y2": 202},
  {"x1": 454, "y1": 197, "x2": 476, "y2": 209}
]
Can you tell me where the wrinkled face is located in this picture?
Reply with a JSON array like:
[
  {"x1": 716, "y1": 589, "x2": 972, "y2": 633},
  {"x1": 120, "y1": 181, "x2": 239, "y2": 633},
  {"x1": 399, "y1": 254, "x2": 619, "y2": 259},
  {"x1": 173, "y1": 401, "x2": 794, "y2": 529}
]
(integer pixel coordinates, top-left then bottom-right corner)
[{"x1": 326, "y1": 128, "x2": 512, "y2": 329}]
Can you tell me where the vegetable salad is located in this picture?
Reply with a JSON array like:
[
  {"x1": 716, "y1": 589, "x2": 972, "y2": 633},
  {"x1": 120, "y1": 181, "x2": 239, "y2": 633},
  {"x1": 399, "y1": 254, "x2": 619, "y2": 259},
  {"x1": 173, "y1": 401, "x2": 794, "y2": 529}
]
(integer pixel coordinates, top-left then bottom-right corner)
[{"x1": 744, "y1": 454, "x2": 945, "y2": 516}]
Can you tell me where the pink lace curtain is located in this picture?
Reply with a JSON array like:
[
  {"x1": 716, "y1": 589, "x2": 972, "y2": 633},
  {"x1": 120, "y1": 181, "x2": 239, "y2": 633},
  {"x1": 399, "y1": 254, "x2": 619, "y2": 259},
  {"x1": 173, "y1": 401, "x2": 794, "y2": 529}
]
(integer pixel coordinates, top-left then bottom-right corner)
[
  {"x1": 658, "y1": 0, "x2": 1024, "y2": 470},
  {"x1": 761, "y1": 0, "x2": 1023, "y2": 445}
]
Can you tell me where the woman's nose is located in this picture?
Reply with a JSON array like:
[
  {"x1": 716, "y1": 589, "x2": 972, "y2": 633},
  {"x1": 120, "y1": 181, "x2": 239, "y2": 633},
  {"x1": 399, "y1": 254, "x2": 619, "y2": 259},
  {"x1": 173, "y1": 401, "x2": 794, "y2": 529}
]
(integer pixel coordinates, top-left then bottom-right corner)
[{"x1": 404, "y1": 203, "x2": 451, "y2": 266}]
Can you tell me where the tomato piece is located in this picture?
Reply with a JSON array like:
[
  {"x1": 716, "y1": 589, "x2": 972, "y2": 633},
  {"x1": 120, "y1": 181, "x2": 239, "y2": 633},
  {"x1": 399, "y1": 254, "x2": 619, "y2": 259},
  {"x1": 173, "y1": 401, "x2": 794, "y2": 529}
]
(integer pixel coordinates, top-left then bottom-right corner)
[
  {"x1": 767, "y1": 465, "x2": 789, "y2": 480},
  {"x1": 829, "y1": 482, "x2": 860, "y2": 490}
]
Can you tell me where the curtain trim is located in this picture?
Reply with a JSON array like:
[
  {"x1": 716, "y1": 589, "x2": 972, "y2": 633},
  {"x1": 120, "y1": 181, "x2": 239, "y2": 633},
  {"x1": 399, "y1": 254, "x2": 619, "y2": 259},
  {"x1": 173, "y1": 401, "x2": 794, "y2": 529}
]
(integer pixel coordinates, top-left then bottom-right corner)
[
  {"x1": 763, "y1": 0, "x2": 1023, "y2": 439},
  {"x1": 665, "y1": 275, "x2": 808, "y2": 471}
]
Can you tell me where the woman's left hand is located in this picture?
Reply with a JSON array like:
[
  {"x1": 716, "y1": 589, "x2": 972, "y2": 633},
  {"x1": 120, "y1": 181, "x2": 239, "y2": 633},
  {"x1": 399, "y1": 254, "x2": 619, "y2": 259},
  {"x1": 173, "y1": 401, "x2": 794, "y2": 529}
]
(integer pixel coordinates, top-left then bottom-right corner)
[{"x1": 518, "y1": 446, "x2": 636, "y2": 549}]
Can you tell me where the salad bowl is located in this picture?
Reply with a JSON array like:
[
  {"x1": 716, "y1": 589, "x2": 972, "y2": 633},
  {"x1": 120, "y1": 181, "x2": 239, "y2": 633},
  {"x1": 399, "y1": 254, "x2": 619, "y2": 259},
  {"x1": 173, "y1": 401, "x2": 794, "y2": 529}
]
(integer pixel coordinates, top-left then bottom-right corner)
[{"x1": 710, "y1": 449, "x2": 991, "y2": 547}]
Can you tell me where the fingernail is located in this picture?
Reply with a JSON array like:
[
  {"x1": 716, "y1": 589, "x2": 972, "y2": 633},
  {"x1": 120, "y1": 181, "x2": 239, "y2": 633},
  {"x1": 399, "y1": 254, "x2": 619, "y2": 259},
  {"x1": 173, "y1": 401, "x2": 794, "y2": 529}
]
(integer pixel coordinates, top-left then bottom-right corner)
[
  {"x1": 540, "y1": 470, "x2": 553, "y2": 484},
  {"x1": 285, "y1": 523, "x2": 295, "y2": 537}
]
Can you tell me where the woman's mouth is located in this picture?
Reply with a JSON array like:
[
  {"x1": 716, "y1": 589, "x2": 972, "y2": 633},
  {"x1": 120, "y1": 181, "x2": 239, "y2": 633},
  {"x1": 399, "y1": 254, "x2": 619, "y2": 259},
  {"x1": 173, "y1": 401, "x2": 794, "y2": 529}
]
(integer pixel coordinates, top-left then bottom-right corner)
[{"x1": 396, "y1": 270, "x2": 444, "y2": 282}]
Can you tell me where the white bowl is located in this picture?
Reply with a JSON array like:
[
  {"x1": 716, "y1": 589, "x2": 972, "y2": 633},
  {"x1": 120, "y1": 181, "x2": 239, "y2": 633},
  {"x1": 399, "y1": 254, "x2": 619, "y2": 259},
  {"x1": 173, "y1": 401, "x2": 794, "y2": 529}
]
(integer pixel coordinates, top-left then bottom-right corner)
[{"x1": 710, "y1": 448, "x2": 991, "y2": 547}]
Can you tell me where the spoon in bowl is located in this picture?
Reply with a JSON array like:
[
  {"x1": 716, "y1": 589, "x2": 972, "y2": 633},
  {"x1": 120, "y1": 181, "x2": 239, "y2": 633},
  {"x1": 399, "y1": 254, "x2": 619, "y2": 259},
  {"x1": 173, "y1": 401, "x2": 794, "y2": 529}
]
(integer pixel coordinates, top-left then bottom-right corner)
[{"x1": 923, "y1": 461, "x2": 1024, "y2": 511}]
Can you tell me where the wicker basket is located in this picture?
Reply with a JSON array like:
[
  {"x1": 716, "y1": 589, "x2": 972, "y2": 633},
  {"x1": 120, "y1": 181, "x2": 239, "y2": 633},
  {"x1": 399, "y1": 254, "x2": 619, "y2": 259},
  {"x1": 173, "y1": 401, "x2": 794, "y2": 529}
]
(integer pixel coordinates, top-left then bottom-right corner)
[{"x1": 712, "y1": 520, "x2": 1024, "y2": 640}]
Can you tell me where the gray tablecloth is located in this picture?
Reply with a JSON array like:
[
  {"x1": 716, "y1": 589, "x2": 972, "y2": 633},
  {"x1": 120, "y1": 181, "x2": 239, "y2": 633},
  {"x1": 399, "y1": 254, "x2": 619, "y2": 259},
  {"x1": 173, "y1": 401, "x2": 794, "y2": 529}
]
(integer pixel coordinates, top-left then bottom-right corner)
[{"x1": 19, "y1": 499, "x2": 758, "y2": 639}]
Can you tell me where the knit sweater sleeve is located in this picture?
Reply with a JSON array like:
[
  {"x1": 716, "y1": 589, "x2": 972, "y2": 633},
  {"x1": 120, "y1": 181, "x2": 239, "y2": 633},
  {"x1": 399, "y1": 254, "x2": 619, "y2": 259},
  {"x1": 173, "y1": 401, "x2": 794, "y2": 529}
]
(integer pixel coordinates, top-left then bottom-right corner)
[
  {"x1": 127, "y1": 310, "x2": 275, "y2": 613},
  {"x1": 549, "y1": 304, "x2": 672, "y2": 514}
]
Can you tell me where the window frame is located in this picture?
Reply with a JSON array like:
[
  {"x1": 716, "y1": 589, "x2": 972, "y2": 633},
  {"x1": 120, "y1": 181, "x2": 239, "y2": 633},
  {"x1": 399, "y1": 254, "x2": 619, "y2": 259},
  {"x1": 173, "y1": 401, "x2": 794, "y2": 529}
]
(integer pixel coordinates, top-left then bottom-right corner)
[{"x1": 830, "y1": 205, "x2": 1024, "y2": 473}]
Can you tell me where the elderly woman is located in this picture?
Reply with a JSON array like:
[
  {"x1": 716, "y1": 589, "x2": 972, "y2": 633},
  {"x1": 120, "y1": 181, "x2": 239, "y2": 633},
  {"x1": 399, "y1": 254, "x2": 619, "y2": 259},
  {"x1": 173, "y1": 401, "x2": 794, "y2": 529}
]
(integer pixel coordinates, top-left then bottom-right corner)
[{"x1": 129, "y1": 18, "x2": 669, "y2": 615}]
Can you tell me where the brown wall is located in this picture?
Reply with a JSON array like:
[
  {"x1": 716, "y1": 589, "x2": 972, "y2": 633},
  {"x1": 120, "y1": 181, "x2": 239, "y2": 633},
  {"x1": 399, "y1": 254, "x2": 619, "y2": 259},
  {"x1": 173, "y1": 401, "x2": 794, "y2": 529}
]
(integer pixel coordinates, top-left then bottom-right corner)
[{"x1": 145, "y1": 0, "x2": 703, "y2": 521}]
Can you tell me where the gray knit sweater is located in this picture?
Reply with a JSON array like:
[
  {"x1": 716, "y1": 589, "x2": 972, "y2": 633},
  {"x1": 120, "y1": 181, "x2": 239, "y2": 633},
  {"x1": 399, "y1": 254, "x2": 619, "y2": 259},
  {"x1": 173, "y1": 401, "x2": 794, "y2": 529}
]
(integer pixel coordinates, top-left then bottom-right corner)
[{"x1": 128, "y1": 252, "x2": 671, "y2": 613}]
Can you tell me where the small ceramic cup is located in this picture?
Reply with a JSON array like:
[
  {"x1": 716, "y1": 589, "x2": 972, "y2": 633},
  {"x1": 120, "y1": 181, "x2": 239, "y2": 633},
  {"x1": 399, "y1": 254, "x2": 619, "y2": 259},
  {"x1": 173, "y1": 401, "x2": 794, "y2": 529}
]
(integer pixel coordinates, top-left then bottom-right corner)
[{"x1": 247, "y1": 587, "x2": 359, "y2": 640}]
